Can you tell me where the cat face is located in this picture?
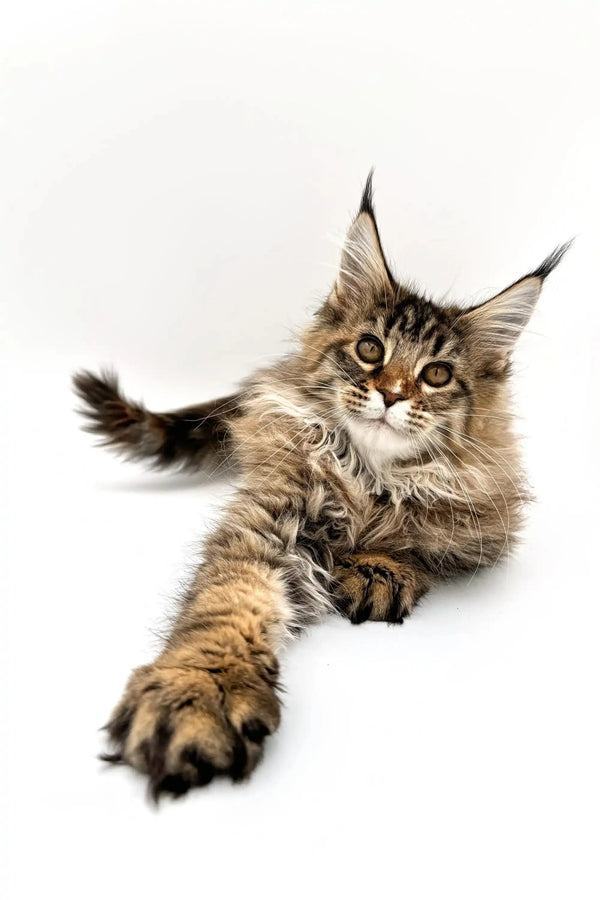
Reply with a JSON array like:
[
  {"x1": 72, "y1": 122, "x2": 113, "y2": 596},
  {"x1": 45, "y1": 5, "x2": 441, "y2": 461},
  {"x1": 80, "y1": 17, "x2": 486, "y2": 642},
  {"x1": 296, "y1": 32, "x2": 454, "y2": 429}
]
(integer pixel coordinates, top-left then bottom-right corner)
[
  {"x1": 328, "y1": 302, "x2": 471, "y2": 464},
  {"x1": 306, "y1": 285, "x2": 474, "y2": 465},
  {"x1": 301, "y1": 174, "x2": 569, "y2": 467}
]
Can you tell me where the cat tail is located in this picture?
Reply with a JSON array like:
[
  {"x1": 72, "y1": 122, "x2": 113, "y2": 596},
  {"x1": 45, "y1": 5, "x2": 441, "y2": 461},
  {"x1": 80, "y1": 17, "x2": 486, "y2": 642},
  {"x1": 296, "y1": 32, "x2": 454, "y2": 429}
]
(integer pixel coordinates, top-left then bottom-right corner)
[{"x1": 72, "y1": 369, "x2": 240, "y2": 472}]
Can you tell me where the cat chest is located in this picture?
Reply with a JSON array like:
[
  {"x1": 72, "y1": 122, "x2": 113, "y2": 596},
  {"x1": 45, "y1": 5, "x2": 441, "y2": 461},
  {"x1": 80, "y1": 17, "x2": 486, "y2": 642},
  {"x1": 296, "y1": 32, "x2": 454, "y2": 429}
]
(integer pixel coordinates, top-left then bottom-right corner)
[{"x1": 301, "y1": 476, "x2": 412, "y2": 552}]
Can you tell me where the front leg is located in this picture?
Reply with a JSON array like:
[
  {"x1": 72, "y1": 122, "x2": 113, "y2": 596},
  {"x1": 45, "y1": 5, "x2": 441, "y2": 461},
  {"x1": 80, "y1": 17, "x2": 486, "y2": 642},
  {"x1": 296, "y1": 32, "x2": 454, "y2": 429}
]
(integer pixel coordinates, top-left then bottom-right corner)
[
  {"x1": 104, "y1": 557, "x2": 284, "y2": 798},
  {"x1": 103, "y1": 482, "x2": 309, "y2": 798},
  {"x1": 333, "y1": 551, "x2": 432, "y2": 624}
]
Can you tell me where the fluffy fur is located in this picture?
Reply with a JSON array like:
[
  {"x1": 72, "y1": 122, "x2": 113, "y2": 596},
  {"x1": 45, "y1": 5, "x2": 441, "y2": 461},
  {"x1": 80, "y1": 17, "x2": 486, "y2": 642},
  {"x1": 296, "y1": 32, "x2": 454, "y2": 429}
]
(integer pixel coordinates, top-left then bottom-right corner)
[{"x1": 74, "y1": 173, "x2": 569, "y2": 799}]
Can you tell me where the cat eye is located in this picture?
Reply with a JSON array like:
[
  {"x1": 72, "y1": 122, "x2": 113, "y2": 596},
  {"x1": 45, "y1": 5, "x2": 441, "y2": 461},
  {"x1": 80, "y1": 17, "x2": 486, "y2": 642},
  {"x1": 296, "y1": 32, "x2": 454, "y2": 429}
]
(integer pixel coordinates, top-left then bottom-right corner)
[
  {"x1": 356, "y1": 335, "x2": 384, "y2": 364},
  {"x1": 421, "y1": 362, "x2": 453, "y2": 387}
]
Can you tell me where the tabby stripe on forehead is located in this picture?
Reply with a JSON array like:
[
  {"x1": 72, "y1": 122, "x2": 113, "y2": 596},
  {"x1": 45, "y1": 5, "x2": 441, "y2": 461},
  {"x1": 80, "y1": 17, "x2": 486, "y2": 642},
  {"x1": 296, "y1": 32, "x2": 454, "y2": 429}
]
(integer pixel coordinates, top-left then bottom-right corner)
[
  {"x1": 398, "y1": 302, "x2": 416, "y2": 332},
  {"x1": 432, "y1": 333, "x2": 447, "y2": 356},
  {"x1": 405, "y1": 301, "x2": 430, "y2": 339},
  {"x1": 384, "y1": 299, "x2": 420, "y2": 338},
  {"x1": 384, "y1": 310, "x2": 398, "y2": 331}
]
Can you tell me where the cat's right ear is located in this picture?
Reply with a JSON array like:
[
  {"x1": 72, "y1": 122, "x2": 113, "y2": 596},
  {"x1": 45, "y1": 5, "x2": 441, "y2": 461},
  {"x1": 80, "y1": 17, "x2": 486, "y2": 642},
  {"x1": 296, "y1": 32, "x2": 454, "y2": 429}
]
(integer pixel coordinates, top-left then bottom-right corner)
[
  {"x1": 330, "y1": 172, "x2": 394, "y2": 311},
  {"x1": 458, "y1": 242, "x2": 572, "y2": 364}
]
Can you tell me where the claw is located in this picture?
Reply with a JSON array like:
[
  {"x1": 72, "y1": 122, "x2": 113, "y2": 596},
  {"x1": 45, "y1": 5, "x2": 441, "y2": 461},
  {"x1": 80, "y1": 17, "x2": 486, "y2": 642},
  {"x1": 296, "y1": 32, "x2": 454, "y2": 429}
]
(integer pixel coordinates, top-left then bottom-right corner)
[
  {"x1": 350, "y1": 598, "x2": 373, "y2": 624},
  {"x1": 181, "y1": 747, "x2": 215, "y2": 786},
  {"x1": 98, "y1": 752, "x2": 123, "y2": 764},
  {"x1": 152, "y1": 773, "x2": 191, "y2": 802},
  {"x1": 229, "y1": 733, "x2": 249, "y2": 782},
  {"x1": 242, "y1": 718, "x2": 270, "y2": 744}
]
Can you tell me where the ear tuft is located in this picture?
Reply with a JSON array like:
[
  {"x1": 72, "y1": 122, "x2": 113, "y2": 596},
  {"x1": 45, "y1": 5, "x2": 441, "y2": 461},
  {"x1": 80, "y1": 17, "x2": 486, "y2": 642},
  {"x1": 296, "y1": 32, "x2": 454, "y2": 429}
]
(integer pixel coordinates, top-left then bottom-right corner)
[
  {"x1": 527, "y1": 240, "x2": 573, "y2": 280},
  {"x1": 358, "y1": 168, "x2": 376, "y2": 217}
]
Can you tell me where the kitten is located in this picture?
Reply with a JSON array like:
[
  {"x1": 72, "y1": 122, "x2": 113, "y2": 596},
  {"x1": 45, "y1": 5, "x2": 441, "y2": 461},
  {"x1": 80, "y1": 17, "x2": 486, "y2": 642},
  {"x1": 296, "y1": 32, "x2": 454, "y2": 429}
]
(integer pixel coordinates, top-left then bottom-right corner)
[{"x1": 73, "y1": 174, "x2": 569, "y2": 799}]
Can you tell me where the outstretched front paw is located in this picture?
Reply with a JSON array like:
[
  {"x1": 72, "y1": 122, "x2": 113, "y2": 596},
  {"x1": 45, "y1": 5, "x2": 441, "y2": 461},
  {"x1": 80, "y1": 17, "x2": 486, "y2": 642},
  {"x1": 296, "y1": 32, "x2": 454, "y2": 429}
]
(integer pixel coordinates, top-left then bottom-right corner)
[
  {"x1": 102, "y1": 641, "x2": 280, "y2": 800},
  {"x1": 333, "y1": 552, "x2": 424, "y2": 624}
]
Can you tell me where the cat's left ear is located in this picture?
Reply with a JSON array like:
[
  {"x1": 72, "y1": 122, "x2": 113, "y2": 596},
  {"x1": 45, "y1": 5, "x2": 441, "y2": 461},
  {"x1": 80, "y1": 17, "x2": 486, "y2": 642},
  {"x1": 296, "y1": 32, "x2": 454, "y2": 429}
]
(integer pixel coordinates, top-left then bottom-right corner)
[
  {"x1": 331, "y1": 171, "x2": 395, "y2": 309},
  {"x1": 459, "y1": 242, "x2": 572, "y2": 361}
]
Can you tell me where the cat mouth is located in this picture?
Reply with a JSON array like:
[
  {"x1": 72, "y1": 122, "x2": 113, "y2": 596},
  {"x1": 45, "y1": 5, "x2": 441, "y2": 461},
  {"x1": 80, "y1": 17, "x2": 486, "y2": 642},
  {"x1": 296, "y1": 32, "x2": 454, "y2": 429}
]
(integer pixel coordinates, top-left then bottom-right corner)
[
  {"x1": 371, "y1": 417, "x2": 396, "y2": 431},
  {"x1": 362, "y1": 415, "x2": 410, "y2": 436},
  {"x1": 345, "y1": 410, "x2": 423, "y2": 461}
]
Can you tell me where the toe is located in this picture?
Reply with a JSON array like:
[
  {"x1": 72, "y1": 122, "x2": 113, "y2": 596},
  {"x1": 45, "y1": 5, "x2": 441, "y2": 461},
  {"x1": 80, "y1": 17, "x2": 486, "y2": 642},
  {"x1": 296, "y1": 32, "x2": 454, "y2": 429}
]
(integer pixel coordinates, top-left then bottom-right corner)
[
  {"x1": 350, "y1": 598, "x2": 373, "y2": 624},
  {"x1": 181, "y1": 746, "x2": 216, "y2": 786}
]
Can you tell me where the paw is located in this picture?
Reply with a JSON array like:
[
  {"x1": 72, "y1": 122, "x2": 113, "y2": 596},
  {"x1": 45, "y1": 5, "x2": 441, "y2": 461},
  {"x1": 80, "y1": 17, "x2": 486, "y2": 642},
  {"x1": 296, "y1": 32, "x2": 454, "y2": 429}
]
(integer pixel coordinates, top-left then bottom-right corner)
[
  {"x1": 333, "y1": 553, "x2": 421, "y2": 624},
  {"x1": 102, "y1": 643, "x2": 280, "y2": 799}
]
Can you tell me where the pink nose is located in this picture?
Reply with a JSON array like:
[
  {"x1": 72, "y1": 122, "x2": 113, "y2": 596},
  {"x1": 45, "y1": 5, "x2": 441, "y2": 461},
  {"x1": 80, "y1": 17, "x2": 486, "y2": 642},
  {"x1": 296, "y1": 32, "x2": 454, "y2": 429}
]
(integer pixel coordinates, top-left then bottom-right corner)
[{"x1": 379, "y1": 389, "x2": 405, "y2": 408}]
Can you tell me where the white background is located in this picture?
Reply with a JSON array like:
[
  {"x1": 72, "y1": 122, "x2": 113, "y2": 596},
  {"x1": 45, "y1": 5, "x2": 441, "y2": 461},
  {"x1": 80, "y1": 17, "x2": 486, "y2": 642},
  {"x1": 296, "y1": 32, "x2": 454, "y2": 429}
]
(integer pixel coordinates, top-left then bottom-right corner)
[{"x1": 1, "y1": 2, "x2": 599, "y2": 898}]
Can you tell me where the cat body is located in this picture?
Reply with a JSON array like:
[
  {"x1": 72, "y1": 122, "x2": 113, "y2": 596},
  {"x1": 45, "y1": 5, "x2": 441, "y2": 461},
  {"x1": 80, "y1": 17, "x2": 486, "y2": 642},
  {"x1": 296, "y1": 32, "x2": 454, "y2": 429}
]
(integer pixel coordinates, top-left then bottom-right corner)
[{"x1": 74, "y1": 175, "x2": 568, "y2": 798}]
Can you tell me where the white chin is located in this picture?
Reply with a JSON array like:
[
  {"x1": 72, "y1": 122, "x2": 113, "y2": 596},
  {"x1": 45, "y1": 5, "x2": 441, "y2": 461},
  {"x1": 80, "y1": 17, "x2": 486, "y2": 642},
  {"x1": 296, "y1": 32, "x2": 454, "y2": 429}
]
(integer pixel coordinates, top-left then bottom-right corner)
[{"x1": 345, "y1": 417, "x2": 416, "y2": 465}]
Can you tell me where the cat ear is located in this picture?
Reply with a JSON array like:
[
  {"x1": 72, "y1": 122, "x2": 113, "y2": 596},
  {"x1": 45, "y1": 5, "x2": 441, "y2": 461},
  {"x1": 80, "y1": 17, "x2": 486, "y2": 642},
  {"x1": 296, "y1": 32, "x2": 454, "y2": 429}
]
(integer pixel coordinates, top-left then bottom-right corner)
[
  {"x1": 332, "y1": 171, "x2": 394, "y2": 307},
  {"x1": 459, "y1": 243, "x2": 572, "y2": 359}
]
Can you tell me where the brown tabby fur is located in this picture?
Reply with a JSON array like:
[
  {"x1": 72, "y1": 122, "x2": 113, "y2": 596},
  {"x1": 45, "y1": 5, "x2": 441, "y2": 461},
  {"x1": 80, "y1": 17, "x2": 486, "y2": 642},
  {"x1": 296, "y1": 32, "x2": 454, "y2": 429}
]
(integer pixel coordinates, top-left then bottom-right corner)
[{"x1": 73, "y1": 174, "x2": 569, "y2": 799}]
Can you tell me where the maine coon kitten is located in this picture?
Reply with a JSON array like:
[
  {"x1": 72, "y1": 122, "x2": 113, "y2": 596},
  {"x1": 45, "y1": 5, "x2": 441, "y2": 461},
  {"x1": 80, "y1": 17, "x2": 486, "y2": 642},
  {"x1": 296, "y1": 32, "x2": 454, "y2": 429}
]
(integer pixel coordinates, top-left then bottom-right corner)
[{"x1": 74, "y1": 174, "x2": 569, "y2": 799}]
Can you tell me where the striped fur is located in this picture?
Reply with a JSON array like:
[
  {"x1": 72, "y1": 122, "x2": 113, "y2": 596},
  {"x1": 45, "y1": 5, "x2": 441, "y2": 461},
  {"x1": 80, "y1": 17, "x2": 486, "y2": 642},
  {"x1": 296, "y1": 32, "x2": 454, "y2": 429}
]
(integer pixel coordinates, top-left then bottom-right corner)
[
  {"x1": 76, "y1": 176, "x2": 569, "y2": 798},
  {"x1": 73, "y1": 369, "x2": 239, "y2": 472}
]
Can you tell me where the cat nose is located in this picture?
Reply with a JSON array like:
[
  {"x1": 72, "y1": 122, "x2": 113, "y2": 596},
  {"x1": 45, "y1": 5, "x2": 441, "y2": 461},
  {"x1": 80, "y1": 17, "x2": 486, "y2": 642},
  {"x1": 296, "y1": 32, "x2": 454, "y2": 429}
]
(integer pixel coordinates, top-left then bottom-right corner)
[{"x1": 379, "y1": 389, "x2": 405, "y2": 408}]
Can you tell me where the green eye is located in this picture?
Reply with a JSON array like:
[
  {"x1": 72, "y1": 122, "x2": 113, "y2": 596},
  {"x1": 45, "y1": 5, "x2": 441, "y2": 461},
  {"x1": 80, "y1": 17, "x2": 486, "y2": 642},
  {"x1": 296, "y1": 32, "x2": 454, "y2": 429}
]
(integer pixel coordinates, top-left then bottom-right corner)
[
  {"x1": 421, "y1": 362, "x2": 453, "y2": 387},
  {"x1": 356, "y1": 336, "x2": 384, "y2": 364}
]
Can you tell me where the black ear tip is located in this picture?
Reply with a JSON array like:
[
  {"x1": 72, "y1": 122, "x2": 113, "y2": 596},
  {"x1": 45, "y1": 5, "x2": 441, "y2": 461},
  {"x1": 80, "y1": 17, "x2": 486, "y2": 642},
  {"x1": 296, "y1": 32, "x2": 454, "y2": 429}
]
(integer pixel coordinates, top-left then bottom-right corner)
[
  {"x1": 529, "y1": 239, "x2": 574, "y2": 280},
  {"x1": 359, "y1": 168, "x2": 376, "y2": 216}
]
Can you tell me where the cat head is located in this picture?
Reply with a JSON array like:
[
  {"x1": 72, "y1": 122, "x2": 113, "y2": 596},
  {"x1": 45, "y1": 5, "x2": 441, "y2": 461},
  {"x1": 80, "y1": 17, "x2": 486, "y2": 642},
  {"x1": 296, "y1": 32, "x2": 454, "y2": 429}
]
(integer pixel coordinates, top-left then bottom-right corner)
[{"x1": 301, "y1": 173, "x2": 570, "y2": 467}]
